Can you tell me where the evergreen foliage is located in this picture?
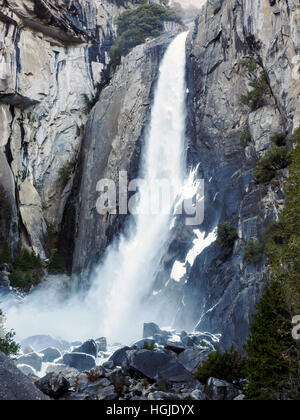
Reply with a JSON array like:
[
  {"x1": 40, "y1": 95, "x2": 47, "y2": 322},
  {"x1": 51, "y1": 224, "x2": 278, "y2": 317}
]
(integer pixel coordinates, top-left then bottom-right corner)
[
  {"x1": 195, "y1": 346, "x2": 246, "y2": 385},
  {"x1": 0, "y1": 309, "x2": 20, "y2": 356},
  {"x1": 244, "y1": 240, "x2": 264, "y2": 264},
  {"x1": 110, "y1": 4, "x2": 181, "y2": 67},
  {"x1": 216, "y1": 222, "x2": 238, "y2": 249}
]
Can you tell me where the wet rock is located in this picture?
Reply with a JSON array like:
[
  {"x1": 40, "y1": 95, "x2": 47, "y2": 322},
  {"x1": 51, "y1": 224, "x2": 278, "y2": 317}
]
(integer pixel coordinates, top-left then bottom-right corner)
[
  {"x1": 95, "y1": 337, "x2": 107, "y2": 352},
  {"x1": 143, "y1": 322, "x2": 163, "y2": 338},
  {"x1": 0, "y1": 272, "x2": 10, "y2": 288},
  {"x1": 0, "y1": 351, "x2": 49, "y2": 400},
  {"x1": 164, "y1": 341, "x2": 185, "y2": 354},
  {"x1": 36, "y1": 372, "x2": 70, "y2": 399},
  {"x1": 17, "y1": 364, "x2": 36, "y2": 377},
  {"x1": 133, "y1": 338, "x2": 156, "y2": 349},
  {"x1": 204, "y1": 377, "x2": 241, "y2": 401},
  {"x1": 40, "y1": 347, "x2": 61, "y2": 363},
  {"x1": 109, "y1": 346, "x2": 131, "y2": 367},
  {"x1": 126, "y1": 350, "x2": 193, "y2": 383},
  {"x1": 72, "y1": 340, "x2": 98, "y2": 358},
  {"x1": 17, "y1": 353, "x2": 42, "y2": 372},
  {"x1": 63, "y1": 352, "x2": 96, "y2": 372},
  {"x1": 177, "y1": 347, "x2": 212, "y2": 374},
  {"x1": 103, "y1": 360, "x2": 114, "y2": 370}
]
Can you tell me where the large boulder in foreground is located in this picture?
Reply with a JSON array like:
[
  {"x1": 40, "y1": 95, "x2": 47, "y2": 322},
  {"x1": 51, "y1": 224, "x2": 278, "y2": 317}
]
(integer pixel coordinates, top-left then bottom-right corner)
[
  {"x1": 125, "y1": 350, "x2": 193, "y2": 383},
  {"x1": 0, "y1": 351, "x2": 49, "y2": 400}
]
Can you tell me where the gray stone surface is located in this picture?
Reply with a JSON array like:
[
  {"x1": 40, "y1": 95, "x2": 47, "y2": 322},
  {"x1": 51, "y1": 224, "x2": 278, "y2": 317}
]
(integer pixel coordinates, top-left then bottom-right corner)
[
  {"x1": 40, "y1": 347, "x2": 62, "y2": 363},
  {"x1": 17, "y1": 353, "x2": 43, "y2": 372},
  {"x1": 0, "y1": 351, "x2": 49, "y2": 400},
  {"x1": 125, "y1": 349, "x2": 193, "y2": 383},
  {"x1": 63, "y1": 352, "x2": 96, "y2": 372},
  {"x1": 72, "y1": 340, "x2": 98, "y2": 358}
]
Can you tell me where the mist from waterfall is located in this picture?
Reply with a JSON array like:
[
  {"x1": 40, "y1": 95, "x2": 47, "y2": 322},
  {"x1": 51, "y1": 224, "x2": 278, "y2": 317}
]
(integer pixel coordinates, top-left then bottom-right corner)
[{"x1": 3, "y1": 32, "x2": 190, "y2": 344}]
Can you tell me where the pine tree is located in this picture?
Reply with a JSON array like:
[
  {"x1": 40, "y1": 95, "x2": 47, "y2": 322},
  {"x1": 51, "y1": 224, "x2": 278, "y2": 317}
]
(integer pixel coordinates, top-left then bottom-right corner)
[{"x1": 244, "y1": 280, "x2": 295, "y2": 400}]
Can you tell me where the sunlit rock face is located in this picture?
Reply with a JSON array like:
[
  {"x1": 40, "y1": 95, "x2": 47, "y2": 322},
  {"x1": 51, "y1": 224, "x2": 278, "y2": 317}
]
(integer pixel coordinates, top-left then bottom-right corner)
[{"x1": 0, "y1": 0, "x2": 124, "y2": 256}]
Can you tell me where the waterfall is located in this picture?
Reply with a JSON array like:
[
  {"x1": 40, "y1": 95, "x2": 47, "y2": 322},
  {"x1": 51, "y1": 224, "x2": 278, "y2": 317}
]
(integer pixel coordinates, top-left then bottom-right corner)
[
  {"x1": 85, "y1": 31, "x2": 189, "y2": 342},
  {"x1": 3, "y1": 32, "x2": 189, "y2": 344}
]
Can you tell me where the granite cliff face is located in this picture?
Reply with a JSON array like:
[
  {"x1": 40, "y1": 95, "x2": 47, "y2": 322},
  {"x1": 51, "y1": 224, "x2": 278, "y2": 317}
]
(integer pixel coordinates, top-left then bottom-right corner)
[
  {"x1": 153, "y1": 0, "x2": 300, "y2": 350},
  {"x1": 0, "y1": 0, "x2": 125, "y2": 257},
  {"x1": 60, "y1": 33, "x2": 179, "y2": 278}
]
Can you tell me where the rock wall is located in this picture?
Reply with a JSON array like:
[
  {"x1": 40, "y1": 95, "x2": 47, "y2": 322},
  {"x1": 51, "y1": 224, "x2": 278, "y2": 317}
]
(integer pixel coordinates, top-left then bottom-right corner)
[
  {"x1": 0, "y1": 0, "x2": 126, "y2": 257},
  {"x1": 61, "y1": 32, "x2": 179, "y2": 278},
  {"x1": 151, "y1": 0, "x2": 300, "y2": 350}
]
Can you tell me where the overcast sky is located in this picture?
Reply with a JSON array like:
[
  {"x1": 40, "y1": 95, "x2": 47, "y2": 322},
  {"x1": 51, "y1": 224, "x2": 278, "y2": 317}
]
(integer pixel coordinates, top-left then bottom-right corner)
[{"x1": 173, "y1": 0, "x2": 206, "y2": 8}]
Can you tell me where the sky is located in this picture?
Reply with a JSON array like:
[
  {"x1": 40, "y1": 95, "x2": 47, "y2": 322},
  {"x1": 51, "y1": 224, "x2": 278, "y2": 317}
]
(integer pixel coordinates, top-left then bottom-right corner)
[{"x1": 173, "y1": 0, "x2": 206, "y2": 8}]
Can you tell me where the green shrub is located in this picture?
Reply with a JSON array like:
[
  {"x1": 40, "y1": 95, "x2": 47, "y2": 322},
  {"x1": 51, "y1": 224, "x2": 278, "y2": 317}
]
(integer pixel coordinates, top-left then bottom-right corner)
[
  {"x1": 0, "y1": 309, "x2": 20, "y2": 356},
  {"x1": 12, "y1": 250, "x2": 42, "y2": 272},
  {"x1": 142, "y1": 341, "x2": 155, "y2": 351},
  {"x1": 213, "y1": 6, "x2": 221, "y2": 15},
  {"x1": 48, "y1": 251, "x2": 65, "y2": 274},
  {"x1": 0, "y1": 240, "x2": 11, "y2": 264},
  {"x1": 110, "y1": 4, "x2": 181, "y2": 67},
  {"x1": 240, "y1": 130, "x2": 252, "y2": 147},
  {"x1": 270, "y1": 132, "x2": 287, "y2": 147},
  {"x1": 254, "y1": 146, "x2": 291, "y2": 184},
  {"x1": 9, "y1": 250, "x2": 43, "y2": 289},
  {"x1": 216, "y1": 222, "x2": 238, "y2": 249},
  {"x1": 236, "y1": 57, "x2": 258, "y2": 74},
  {"x1": 194, "y1": 346, "x2": 246, "y2": 385},
  {"x1": 244, "y1": 240, "x2": 264, "y2": 264},
  {"x1": 58, "y1": 160, "x2": 75, "y2": 187},
  {"x1": 240, "y1": 71, "x2": 269, "y2": 111}
]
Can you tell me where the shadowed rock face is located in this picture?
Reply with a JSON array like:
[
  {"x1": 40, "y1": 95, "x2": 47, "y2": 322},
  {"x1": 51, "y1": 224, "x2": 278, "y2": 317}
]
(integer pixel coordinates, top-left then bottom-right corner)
[
  {"x1": 62, "y1": 34, "x2": 179, "y2": 279},
  {"x1": 0, "y1": 351, "x2": 49, "y2": 400},
  {"x1": 152, "y1": 0, "x2": 300, "y2": 350}
]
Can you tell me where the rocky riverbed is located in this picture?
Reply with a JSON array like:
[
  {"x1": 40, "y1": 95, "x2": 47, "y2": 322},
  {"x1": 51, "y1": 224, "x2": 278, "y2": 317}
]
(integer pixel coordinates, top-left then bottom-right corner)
[{"x1": 0, "y1": 322, "x2": 245, "y2": 400}]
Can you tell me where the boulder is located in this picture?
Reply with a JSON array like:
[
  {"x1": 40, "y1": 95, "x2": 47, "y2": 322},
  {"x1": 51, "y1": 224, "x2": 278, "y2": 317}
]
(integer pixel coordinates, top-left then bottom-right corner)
[
  {"x1": 190, "y1": 389, "x2": 206, "y2": 400},
  {"x1": 97, "y1": 385, "x2": 117, "y2": 401},
  {"x1": 204, "y1": 377, "x2": 241, "y2": 401},
  {"x1": 17, "y1": 352, "x2": 42, "y2": 372},
  {"x1": 164, "y1": 341, "x2": 185, "y2": 354},
  {"x1": 72, "y1": 339, "x2": 98, "y2": 357},
  {"x1": 95, "y1": 337, "x2": 107, "y2": 352},
  {"x1": 126, "y1": 350, "x2": 193, "y2": 383},
  {"x1": 36, "y1": 372, "x2": 70, "y2": 399},
  {"x1": 109, "y1": 346, "x2": 131, "y2": 367},
  {"x1": 103, "y1": 360, "x2": 114, "y2": 370},
  {"x1": 63, "y1": 352, "x2": 96, "y2": 372},
  {"x1": 0, "y1": 271, "x2": 10, "y2": 288},
  {"x1": 143, "y1": 322, "x2": 162, "y2": 338},
  {"x1": 17, "y1": 364, "x2": 36, "y2": 377},
  {"x1": 46, "y1": 365, "x2": 79, "y2": 388},
  {"x1": 23, "y1": 345, "x2": 34, "y2": 355},
  {"x1": 21, "y1": 335, "x2": 70, "y2": 352},
  {"x1": 107, "y1": 368, "x2": 130, "y2": 391},
  {"x1": 177, "y1": 347, "x2": 212, "y2": 374},
  {"x1": 148, "y1": 391, "x2": 183, "y2": 400},
  {"x1": 40, "y1": 347, "x2": 61, "y2": 363},
  {"x1": 0, "y1": 351, "x2": 49, "y2": 400}
]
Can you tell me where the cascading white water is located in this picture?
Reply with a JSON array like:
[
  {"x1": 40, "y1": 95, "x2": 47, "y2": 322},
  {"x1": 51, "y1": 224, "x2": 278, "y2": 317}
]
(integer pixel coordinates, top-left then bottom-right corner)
[
  {"x1": 85, "y1": 31, "x2": 189, "y2": 342},
  {"x1": 3, "y1": 32, "x2": 189, "y2": 344}
]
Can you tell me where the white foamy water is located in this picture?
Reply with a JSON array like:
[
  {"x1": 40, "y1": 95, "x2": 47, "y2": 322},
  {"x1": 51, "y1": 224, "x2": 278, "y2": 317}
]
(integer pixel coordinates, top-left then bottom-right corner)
[{"x1": 2, "y1": 32, "x2": 207, "y2": 345}]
